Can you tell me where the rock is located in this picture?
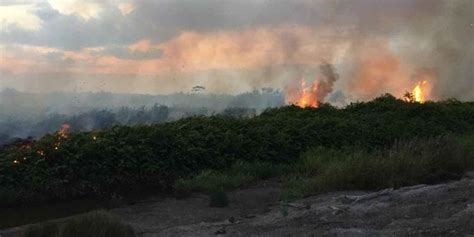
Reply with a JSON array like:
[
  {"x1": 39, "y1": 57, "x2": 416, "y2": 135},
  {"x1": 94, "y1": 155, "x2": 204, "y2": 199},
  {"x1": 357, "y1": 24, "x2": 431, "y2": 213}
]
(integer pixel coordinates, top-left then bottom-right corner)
[
  {"x1": 5, "y1": 179, "x2": 474, "y2": 237},
  {"x1": 344, "y1": 188, "x2": 393, "y2": 204}
]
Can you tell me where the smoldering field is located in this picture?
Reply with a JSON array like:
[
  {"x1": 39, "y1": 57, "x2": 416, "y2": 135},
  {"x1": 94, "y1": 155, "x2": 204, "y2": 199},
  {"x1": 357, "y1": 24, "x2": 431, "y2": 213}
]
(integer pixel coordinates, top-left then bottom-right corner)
[{"x1": 0, "y1": 88, "x2": 284, "y2": 144}]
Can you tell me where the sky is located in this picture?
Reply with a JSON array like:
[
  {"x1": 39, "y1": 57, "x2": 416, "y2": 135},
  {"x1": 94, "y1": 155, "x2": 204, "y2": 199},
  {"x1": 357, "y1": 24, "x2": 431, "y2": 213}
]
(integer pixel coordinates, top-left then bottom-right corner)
[{"x1": 0, "y1": 0, "x2": 472, "y2": 102}]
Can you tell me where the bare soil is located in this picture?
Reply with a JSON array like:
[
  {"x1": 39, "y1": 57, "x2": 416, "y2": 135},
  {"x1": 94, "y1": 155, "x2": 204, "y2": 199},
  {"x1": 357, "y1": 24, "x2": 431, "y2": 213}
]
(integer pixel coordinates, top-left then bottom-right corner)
[{"x1": 2, "y1": 174, "x2": 474, "y2": 237}]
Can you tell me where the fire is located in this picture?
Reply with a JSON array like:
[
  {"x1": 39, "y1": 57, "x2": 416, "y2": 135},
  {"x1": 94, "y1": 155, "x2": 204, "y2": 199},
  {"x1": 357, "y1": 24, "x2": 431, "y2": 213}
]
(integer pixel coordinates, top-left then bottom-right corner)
[
  {"x1": 54, "y1": 123, "x2": 71, "y2": 150},
  {"x1": 58, "y1": 124, "x2": 70, "y2": 139},
  {"x1": 412, "y1": 80, "x2": 430, "y2": 103},
  {"x1": 299, "y1": 80, "x2": 320, "y2": 108},
  {"x1": 287, "y1": 78, "x2": 320, "y2": 108}
]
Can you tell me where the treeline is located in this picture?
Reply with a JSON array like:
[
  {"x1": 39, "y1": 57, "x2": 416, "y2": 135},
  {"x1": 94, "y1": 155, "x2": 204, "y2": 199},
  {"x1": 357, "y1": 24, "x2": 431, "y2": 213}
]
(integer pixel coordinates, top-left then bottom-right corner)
[
  {"x1": 0, "y1": 105, "x2": 258, "y2": 146},
  {"x1": 0, "y1": 88, "x2": 283, "y2": 144},
  {"x1": 1, "y1": 94, "x2": 473, "y2": 204}
]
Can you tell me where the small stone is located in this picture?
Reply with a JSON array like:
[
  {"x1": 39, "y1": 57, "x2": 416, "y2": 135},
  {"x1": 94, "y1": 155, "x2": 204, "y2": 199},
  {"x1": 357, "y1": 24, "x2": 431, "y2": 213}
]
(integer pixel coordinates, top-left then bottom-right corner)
[
  {"x1": 464, "y1": 171, "x2": 474, "y2": 179},
  {"x1": 215, "y1": 228, "x2": 226, "y2": 235},
  {"x1": 244, "y1": 214, "x2": 256, "y2": 219}
]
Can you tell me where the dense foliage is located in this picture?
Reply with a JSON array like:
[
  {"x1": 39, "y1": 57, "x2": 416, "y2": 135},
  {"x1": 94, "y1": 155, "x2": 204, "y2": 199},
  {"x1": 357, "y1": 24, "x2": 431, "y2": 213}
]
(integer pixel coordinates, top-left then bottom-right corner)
[{"x1": 1, "y1": 95, "x2": 473, "y2": 204}]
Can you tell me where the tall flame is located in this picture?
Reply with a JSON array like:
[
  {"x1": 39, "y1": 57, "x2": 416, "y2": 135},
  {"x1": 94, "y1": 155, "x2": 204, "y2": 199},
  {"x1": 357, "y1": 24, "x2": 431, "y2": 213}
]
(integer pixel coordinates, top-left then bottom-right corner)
[
  {"x1": 287, "y1": 78, "x2": 320, "y2": 108},
  {"x1": 412, "y1": 80, "x2": 429, "y2": 103}
]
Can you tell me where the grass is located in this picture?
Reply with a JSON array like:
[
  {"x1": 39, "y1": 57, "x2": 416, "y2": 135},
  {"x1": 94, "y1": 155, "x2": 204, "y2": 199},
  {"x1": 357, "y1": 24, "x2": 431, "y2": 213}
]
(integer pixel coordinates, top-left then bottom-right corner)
[
  {"x1": 0, "y1": 199, "x2": 116, "y2": 229},
  {"x1": 174, "y1": 161, "x2": 291, "y2": 193},
  {"x1": 459, "y1": 134, "x2": 474, "y2": 162},
  {"x1": 176, "y1": 135, "x2": 474, "y2": 202},
  {"x1": 281, "y1": 135, "x2": 473, "y2": 200},
  {"x1": 19, "y1": 210, "x2": 135, "y2": 237}
]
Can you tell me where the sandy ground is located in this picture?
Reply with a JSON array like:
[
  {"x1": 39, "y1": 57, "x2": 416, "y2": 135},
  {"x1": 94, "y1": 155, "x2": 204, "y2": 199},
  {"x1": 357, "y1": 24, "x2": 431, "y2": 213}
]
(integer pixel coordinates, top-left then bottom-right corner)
[{"x1": 2, "y1": 174, "x2": 474, "y2": 237}]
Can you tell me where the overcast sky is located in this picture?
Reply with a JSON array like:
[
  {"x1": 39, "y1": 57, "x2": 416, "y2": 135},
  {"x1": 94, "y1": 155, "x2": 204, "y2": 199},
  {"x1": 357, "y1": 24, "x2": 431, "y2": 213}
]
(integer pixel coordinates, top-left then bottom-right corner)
[{"x1": 0, "y1": 0, "x2": 472, "y2": 101}]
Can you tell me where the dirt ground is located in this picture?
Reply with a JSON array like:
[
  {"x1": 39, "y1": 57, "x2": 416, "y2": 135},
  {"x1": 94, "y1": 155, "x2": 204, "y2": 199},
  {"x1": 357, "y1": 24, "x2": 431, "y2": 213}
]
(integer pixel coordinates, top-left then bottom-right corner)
[{"x1": 2, "y1": 174, "x2": 474, "y2": 237}]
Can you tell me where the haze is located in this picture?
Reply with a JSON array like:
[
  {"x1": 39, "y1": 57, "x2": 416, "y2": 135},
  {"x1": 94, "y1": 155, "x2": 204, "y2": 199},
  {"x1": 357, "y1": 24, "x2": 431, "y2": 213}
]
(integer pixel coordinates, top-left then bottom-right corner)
[{"x1": 0, "y1": 0, "x2": 473, "y2": 102}]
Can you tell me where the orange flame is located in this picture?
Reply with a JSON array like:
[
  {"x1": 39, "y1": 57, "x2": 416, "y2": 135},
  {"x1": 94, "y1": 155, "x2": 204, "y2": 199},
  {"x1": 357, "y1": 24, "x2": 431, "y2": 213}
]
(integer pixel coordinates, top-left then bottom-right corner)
[
  {"x1": 53, "y1": 123, "x2": 71, "y2": 150},
  {"x1": 412, "y1": 80, "x2": 430, "y2": 103},
  {"x1": 287, "y1": 78, "x2": 320, "y2": 108}
]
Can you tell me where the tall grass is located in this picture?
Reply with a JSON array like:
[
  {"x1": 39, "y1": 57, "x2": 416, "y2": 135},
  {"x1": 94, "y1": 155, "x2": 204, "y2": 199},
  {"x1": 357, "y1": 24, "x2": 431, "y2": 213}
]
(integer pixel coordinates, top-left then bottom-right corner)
[
  {"x1": 175, "y1": 136, "x2": 473, "y2": 201},
  {"x1": 20, "y1": 210, "x2": 135, "y2": 237},
  {"x1": 174, "y1": 161, "x2": 291, "y2": 193},
  {"x1": 282, "y1": 136, "x2": 472, "y2": 200}
]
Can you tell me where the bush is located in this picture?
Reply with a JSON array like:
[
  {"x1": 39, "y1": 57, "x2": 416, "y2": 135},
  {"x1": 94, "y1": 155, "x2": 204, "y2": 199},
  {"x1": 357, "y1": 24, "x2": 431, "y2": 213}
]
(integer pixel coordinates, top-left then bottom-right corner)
[
  {"x1": 1, "y1": 97, "x2": 473, "y2": 204},
  {"x1": 209, "y1": 190, "x2": 229, "y2": 208},
  {"x1": 20, "y1": 210, "x2": 135, "y2": 237}
]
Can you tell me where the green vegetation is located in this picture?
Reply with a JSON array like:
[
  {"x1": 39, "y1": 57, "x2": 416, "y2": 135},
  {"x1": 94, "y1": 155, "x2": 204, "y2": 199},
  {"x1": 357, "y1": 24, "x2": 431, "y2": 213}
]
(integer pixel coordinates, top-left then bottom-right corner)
[
  {"x1": 0, "y1": 199, "x2": 115, "y2": 229},
  {"x1": 175, "y1": 161, "x2": 290, "y2": 193},
  {"x1": 178, "y1": 135, "x2": 474, "y2": 201},
  {"x1": 209, "y1": 190, "x2": 230, "y2": 208},
  {"x1": 1, "y1": 95, "x2": 474, "y2": 206},
  {"x1": 281, "y1": 135, "x2": 473, "y2": 200},
  {"x1": 20, "y1": 210, "x2": 135, "y2": 237}
]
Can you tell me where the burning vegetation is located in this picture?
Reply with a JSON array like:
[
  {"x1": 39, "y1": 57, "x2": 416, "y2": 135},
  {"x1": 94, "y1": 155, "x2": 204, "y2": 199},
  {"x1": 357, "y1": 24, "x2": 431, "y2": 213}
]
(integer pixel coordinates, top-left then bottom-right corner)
[
  {"x1": 404, "y1": 79, "x2": 433, "y2": 103},
  {"x1": 1, "y1": 96, "x2": 473, "y2": 206},
  {"x1": 285, "y1": 60, "x2": 436, "y2": 107},
  {"x1": 54, "y1": 123, "x2": 71, "y2": 150},
  {"x1": 7, "y1": 125, "x2": 102, "y2": 169},
  {"x1": 286, "y1": 63, "x2": 339, "y2": 108},
  {"x1": 412, "y1": 80, "x2": 429, "y2": 103}
]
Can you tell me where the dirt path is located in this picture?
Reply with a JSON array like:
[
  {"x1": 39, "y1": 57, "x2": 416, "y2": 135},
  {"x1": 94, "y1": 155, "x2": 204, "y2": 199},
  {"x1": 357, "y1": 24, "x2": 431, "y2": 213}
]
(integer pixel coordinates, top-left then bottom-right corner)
[
  {"x1": 2, "y1": 175, "x2": 474, "y2": 237},
  {"x1": 120, "y1": 176, "x2": 474, "y2": 237},
  {"x1": 112, "y1": 180, "x2": 282, "y2": 236}
]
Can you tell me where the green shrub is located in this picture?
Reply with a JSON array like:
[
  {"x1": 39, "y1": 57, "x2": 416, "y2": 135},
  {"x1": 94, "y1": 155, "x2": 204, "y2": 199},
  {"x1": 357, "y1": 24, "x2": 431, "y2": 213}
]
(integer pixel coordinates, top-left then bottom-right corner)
[
  {"x1": 1, "y1": 97, "x2": 473, "y2": 204},
  {"x1": 459, "y1": 134, "x2": 474, "y2": 167},
  {"x1": 209, "y1": 190, "x2": 229, "y2": 208}
]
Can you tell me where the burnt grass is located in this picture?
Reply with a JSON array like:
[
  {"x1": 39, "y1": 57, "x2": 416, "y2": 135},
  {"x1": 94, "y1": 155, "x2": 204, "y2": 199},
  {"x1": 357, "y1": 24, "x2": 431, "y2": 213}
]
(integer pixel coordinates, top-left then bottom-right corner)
[{"x1": 1, "y1": 94, "x2": 474, "y2": 228}]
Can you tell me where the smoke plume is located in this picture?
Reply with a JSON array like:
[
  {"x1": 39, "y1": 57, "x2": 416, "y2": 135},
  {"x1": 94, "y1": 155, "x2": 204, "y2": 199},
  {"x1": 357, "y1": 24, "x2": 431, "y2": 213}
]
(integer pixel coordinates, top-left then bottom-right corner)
[{"x1": 0, "y1": 0, "x2": 472, "y2": 102}]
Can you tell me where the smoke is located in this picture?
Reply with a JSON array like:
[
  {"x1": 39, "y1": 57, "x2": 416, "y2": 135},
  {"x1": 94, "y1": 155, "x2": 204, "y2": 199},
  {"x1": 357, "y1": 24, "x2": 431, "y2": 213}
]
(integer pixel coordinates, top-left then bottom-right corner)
[
  {"x1": 284, "y1": 62, "x2": 339, "y2": 107},
  {"x1": 0, "y1": 0, "x2": 472, "y2": 102},
  {"x1": 317, "y1": 63, "x2": 339, "y2": 102},
  {"x1": 146, "y1": 0, "x2": 472, "y2": 102},
  {"x1": 317, "y1": 0, "x2": 472, "y2": 102}
]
